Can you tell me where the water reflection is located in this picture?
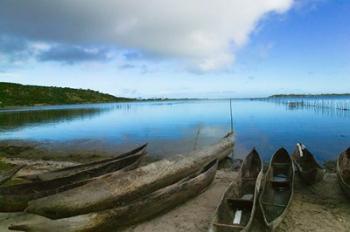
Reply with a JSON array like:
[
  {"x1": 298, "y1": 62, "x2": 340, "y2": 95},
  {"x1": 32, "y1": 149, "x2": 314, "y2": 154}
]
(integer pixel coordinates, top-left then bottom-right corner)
[
  {"x1": 0, "y1": 107, "x2": 108, "y2": 132},
  {"x1": 284, "y1": 103, "x2": 350, "y2": 118},
  {"x1": 0, "y1": 100, "x2": 349, "y2": 161},
  {"x1": 264, "y1": 96, "x2": 350, "y2": 118}
]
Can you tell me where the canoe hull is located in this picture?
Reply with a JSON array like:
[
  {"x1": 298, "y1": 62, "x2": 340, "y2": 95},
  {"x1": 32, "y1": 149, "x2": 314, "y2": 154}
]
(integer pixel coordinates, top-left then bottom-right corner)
[
  {"x1": 0, "y1": 165, "x2": 25, "y2": 185},
  {"x1": 291, "y1": 144, "x2": 325, "y2": 185},
  {"x1": 297, "y1": 168, "x2": 324, "y2": 185},
  {"x1": 209, "y1": 149, "x2": 263, "y2": 232},
  {"x1": 21, "y1": 144, "x2": 147, "y2": 181},
  {"x1": 0, "y1": 151, "x2": 145, "y2": 212},
  {"x1": 336, "y1": 148, "x2": 350, "y2": 198},
  {"x1": 10, "y1": 160, "x2": 219, "y2": 232},
  {"x1": 26, "y1": 134, "x2": 234, "y2": 219},
  {"x1": 259, "y1": 148, "x2": 295, "y2": 232}
]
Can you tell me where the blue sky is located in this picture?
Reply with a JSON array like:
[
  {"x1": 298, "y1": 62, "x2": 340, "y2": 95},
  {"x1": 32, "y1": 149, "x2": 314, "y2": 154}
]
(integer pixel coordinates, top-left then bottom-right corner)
[{"x1": 0, "y1": 0, "x2": 349, "y2": 98}]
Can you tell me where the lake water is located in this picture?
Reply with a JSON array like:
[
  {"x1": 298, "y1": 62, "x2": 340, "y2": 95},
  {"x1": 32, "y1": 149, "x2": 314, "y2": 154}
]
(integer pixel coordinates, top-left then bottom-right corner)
[{"x1": 0, "y1": 99, "x2": 349, "y2": 161}]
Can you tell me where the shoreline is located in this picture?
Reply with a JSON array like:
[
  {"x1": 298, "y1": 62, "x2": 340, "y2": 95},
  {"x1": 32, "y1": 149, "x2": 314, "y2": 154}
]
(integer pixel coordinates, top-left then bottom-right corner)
[
  {"x1": 0, "y1": 165, "x2": 349, "y2": 231},
  {"x1": 0, "y1": 141, "x2": 346, "y2": 231}
]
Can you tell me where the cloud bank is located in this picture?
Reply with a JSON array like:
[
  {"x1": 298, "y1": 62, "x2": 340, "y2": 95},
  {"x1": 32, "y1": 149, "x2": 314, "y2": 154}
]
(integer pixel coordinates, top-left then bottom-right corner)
[{"x1": 0, "y1": 0, "x2": 293, "y2": 71}]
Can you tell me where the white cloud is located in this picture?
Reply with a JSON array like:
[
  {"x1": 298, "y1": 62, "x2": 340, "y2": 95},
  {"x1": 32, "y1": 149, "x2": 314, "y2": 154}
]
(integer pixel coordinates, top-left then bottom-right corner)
[{"x1": 0, "y1": 0, "x2": 294, "y2": 71}]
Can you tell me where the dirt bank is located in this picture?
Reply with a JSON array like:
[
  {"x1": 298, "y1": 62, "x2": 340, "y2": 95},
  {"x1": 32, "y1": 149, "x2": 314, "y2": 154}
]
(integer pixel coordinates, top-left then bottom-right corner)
[{"x1": 1, "y1": 168, "x2": 350, "y2": 232}]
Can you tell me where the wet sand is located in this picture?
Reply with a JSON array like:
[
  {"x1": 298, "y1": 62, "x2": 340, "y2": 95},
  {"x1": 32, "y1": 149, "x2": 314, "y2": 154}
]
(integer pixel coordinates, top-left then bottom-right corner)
[{"x1": 1, "y1": 167, "x2": 350, "y2": 232}]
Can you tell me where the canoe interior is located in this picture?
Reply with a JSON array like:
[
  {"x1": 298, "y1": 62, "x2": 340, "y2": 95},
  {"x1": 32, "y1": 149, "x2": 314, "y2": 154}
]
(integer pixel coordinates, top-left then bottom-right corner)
[
  {"x1": 0, "y1": 165, "x2": 25, "y2": 185},
  {"x1": 213, "y1": 149, "x2": 262, "y2": 232},
  {"x1": 338, "y1": 148, "x2": 350, "y2": 185},
  {"x1": 50, "y1": 143, "x2": 147, "y2": 172},
  {"x1": 260, "y1": 148, "x2": 294, "y2": 225},
  {"x1": 0, "y1": 151, "x2": 145, "y2": 195},
  {"x1": 21, "y1": 143, "x2": 147, "y2": 181}
]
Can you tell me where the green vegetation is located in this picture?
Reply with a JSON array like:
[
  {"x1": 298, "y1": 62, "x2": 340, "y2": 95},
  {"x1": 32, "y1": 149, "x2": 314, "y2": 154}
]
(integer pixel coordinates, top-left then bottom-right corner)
[{"x1": 0, "y1": 82, "x2": 134, "y2": 108}]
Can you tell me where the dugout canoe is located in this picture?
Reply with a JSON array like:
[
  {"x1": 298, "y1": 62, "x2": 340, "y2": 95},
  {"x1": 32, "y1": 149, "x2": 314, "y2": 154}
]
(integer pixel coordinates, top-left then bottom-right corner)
[
  {"x1": 0, "y1": 151, "x2": 145, "y2": 212},
  {"x1": 291, "y1": 143, "x2": 325, "y2": 185},
  {"x1": 20, "y1": 144, "x2": 147, "y2": 181},
  {"x1": 259, "y1": 148, "x2": 294, "y2": 231},
  {"x1": 209, "y1": 148, "x2": 263, "y2": 232},
  {"x1": 10, "y1": 160, "x2": 218, "y2": 232},
  {"x1": 26, "y1": 133, "x2": 234, "y2": 219},
  {"x1": 0, "y1": 165, "x2": 25, "y2": 185},
  {"x1": 337, "y1": 148, "x2": 350, "y2": 197}
]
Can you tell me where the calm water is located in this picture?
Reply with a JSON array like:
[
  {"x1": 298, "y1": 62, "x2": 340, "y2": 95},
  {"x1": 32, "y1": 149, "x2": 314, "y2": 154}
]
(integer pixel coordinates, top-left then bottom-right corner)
[{"x1": 0, "y1": 99, "x2": 349, "y2": 161}]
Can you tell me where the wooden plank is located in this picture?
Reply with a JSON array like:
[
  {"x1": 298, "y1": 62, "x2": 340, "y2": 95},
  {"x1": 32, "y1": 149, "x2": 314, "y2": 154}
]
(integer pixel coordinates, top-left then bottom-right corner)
[
  {"x1": 261, "y1": 201, "x2": 287, "y2": 208},
  {"x1": 213, "y1": 222, "x2": 245, "y2": 229}
]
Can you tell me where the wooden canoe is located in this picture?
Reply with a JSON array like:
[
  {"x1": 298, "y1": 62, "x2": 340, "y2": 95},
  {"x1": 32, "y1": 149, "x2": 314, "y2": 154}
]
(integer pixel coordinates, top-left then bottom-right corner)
[
  {"x1": 19, "y1": 143, "x2": 147, "y2": 181},
  {"x1": 259, "y1": 148, "x2": 294, "y2": 231},
  {"x1": 10, "y1": 160, "x2": 218, "y2": 232},
  {"x1": 0, "y1": 165, "x2": 25, "y2": 185},
  {"x1": 209, "y1": 148, "x2": 263, "y2": 232},
  {"x1": 336, "y1": 147, "x2": 350, "y2": 197},
  {"x1": 291, "y1": 143, "x2": 325, "y2": 185},
  {"x1": 25, "y1": 133, "x2": 234, "y2": 219},
  {"x1": 0, "y1": 150, "x2": 145, "y2": 212}
]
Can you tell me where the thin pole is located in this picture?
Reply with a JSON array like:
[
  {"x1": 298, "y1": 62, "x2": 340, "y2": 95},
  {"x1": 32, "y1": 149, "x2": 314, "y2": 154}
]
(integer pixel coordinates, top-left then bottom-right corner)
[
  {"x1": 193, "y1": 126, "x2": 201, "y2": 151},
  {"x1": 229, "y1": 98, "x2": 233, "y2": 133},
  {"x1": 229, "y1": 98, "x2": 234, "y2": 163}
]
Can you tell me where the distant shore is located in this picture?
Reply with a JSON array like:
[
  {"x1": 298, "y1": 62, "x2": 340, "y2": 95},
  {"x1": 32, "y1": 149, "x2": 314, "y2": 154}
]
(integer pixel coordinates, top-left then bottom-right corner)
[
  {"x1": 0, "y1": 82, "x2": 205, "y2": 109},
  {"x1": 0, "y1": 82, "x2": 135, "y2": 108},
  {"x1": 268, "y1": 93, "x2": 350, "y2": 98}
]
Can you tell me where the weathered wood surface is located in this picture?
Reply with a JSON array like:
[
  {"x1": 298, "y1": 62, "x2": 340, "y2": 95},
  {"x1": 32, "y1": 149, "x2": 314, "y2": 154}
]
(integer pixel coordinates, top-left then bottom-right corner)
[
  {"x1": 0, "y1": 151, "x2": 145, "y2": 212},
  {"x1": 19, "y1": 144, "x2": 147, "y2": 181},
  {"x1": 291, "y1": 143, "x2": 325, "y2": 185},
  {"x1": 259, "y1": 148, "x2": 295, "y2": 232},
  {"x1": 337, "y1": 148, "x2": 350, "y2": 197},
  {"x1": 0, "y1": 165, "x2": 25, "y2": 185},
  {"x1": 209, "y1": 149, "x2": 263, "y2": 232},
  {"x1": 10, "y1": 160, "x2": 219, "y2": 232},
  {"x1": 5, "y1": 172, "x2": 350, "y2": 232},
  {"x1": 26, "y1": 134, "x2": 234, "y2": 219}
]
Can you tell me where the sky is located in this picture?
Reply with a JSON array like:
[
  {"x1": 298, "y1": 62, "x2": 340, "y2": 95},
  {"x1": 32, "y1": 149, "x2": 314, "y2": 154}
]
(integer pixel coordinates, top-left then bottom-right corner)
[{"x1": 0, "y1": 0, "x2": 349, "y2": 98}]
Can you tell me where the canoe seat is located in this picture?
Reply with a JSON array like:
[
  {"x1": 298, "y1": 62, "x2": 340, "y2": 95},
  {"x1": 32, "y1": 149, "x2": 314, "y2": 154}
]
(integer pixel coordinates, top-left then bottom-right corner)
[
  {"x1": 272, "y1": 174, "x2": 288, "y2": 182},
  {"x1": 213, "y1": 222, "x2": 245, "y2": 229},
  {"x1": 273, "y1": 162, "x2": 290, "y2": 167},
  {"x1": 261, "y1": 201, "x2": 287, "y2": 208},
  {"x1": 241, "y1": 194, "x2": 253, "y2": 201},
  {"x1": 227, "y1": 198, "x2": 253, "y2": 209},
  {"x1": 271, "y1": 175, "x2": 289, "y2": 189}
]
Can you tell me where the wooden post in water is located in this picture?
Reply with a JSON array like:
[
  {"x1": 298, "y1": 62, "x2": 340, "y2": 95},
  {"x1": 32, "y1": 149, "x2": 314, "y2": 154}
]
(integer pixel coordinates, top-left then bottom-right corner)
[
  {"x1": 229, "y1": 99, "x2": 234, "y2": 161},
  {"x1": 229, "y1": 98, "x2": 234, "y2": 133}
]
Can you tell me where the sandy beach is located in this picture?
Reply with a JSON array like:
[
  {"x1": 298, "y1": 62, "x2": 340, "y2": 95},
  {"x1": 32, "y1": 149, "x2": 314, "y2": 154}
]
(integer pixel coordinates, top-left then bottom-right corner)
[{"x1": 125, "y1": 172, "x2": 350, "y2": 232}]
